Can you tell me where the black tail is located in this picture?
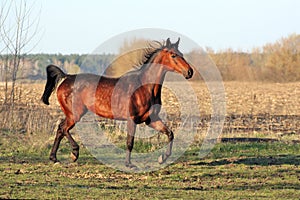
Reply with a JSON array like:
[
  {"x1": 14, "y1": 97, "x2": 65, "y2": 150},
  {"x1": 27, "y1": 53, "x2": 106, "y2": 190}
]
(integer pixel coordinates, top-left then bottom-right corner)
[{"x1": 41, "y1": 65, "x2": 67, "y2": 105}]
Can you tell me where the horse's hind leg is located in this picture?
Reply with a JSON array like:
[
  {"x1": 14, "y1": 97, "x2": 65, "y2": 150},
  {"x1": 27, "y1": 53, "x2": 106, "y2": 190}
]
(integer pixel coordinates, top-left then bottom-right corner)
[
  {"x1": 49, "y1": 118, "x2": 78, "y2": 162},
  {"x1": 49, "y1": 119, "x2": 65, "y2": 162},
  {"x1": 63, "y1": 119, "x2": 79, "y2": 162}
]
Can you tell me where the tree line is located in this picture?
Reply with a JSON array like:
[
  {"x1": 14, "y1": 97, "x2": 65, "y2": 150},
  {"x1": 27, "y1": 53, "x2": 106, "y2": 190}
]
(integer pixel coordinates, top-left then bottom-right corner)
[
  {"x1": 206, "y1": 33, "x2": 300, "y2": 82},
  {"x1": 1, "y1": 33, "x2": 299, "y2": 83}
]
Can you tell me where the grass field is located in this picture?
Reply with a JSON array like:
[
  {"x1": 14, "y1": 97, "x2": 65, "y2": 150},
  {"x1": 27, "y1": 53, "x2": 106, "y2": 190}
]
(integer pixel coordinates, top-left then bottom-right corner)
[
  {"x1": 0, "y1": 134, "x2": 299, "y2": 199},
  {"x1": 0, "y1": 81, "x2": 300, "y2": 199}
]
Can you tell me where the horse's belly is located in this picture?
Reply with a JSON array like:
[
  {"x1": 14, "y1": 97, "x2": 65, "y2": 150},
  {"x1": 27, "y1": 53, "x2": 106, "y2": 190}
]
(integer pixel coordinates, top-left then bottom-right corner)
[{"x1": 87, "y1": 101, "x2": 127, "y2": 120}]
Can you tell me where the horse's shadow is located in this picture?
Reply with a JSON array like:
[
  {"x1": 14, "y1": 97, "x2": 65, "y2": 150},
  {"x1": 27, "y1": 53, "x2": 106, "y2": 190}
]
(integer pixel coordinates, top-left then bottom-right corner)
[{"x1": 192, "y1": 154, "x2": 300, "y2": 166}]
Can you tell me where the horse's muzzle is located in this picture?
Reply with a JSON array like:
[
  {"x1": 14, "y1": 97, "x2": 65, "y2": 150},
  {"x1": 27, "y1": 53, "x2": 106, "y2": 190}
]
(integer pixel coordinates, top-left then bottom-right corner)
[{"x1": 185, "y1": 68, "x2": 193, "y2": 79}]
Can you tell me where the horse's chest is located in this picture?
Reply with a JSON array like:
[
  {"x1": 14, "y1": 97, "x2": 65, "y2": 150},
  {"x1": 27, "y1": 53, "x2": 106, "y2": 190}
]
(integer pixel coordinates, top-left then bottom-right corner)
[{"x1": 132, "y1": 97, "x2": 160, "y2": 120}]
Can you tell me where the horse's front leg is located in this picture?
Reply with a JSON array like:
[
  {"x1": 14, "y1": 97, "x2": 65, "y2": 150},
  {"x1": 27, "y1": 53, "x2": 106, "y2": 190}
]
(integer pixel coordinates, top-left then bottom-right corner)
[
  {"x1": 125, "y1": 119, "x2": 137, "y2": 168},
  {"x1": 147, "y1": 118, "x2": 173, "y2": 164}
]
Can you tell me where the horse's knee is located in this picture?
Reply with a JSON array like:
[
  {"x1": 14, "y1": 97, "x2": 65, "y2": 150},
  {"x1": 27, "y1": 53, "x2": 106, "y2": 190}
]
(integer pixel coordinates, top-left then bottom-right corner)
[
  {"x1": 56, "y1": 129, "x2": 64, "y2": 139},
  {"x1": 169, "y1": 131, "x2": 174, "y2": 140},
  {"x1": 164, "y1": 129, "x2": 173, "y2": 142},
  {"x1": 127, "y1": 141, "x2": 134, "y2": 151}
]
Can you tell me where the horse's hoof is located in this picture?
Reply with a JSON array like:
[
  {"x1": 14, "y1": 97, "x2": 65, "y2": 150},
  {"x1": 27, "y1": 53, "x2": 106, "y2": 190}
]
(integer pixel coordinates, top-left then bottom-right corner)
[
  {"x1": 125, "y1": 163, "x2": 138, "y2": 170},
  {"x1": 49, "y1": 155, "x2": 58, "y2": 163},
  {"x1": 158, "y1": 155, "x2": 165, "y2": 164},
  {"x1": 70, "y1": 152, "x2": 79, "y2": 162}
]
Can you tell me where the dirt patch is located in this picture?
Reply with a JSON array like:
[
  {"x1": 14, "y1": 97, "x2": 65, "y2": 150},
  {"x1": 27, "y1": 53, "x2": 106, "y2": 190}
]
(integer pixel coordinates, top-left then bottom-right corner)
[{"x1": 0, "y1": 81, "x2": 299, "y2": 140}]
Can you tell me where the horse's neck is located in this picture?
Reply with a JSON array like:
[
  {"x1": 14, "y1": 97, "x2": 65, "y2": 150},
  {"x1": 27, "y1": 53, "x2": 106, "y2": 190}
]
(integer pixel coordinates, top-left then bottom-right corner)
[{"x1": 140, "y1": 63, "x2": 166, "y2": 97}]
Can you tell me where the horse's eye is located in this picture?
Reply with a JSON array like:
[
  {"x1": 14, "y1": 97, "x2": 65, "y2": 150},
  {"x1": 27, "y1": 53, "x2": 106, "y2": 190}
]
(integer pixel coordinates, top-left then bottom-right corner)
[{"x1": 171, "y1": 54, "x2": 177, "y2": 58}]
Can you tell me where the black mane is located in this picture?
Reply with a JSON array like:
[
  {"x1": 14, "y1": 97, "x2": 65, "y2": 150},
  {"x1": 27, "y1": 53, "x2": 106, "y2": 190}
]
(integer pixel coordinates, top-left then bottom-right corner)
[
  {"x1": 137, "y1": 38, "x2": 182, "y2": 68},
  {"x1": 134, "y1": 40, "x2": 164, "y2": 68},
  {"x1": 107, "y1": 38, "x2": 181, "y2": 76}
]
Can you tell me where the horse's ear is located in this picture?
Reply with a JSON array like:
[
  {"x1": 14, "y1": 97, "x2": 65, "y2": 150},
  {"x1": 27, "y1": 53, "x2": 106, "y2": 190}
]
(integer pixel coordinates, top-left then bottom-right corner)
[
  {"x1": 174, "y1": 37, "x2": 180, "y2": 49},
  {"x1": 166, "y1": 38, "x2": 171, "y2": 48}
]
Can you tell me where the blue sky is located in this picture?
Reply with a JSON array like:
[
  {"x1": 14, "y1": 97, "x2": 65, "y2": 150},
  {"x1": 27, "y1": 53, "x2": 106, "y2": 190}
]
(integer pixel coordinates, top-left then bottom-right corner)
[{"x1": 30, "y1": 0, "x2": 300, "y2": 53}]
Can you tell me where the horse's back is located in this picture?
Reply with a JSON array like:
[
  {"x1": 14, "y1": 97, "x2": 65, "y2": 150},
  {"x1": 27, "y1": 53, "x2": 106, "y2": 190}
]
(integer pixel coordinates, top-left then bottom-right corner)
[{"x1": 56, "y1": 73, "x2": 122, "y2": 120}]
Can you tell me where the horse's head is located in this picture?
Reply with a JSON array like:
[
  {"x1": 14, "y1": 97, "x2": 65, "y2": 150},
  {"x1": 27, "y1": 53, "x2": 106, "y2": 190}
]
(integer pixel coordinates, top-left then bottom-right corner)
[{"x1": 156, "y1": 38, "x2": 193, "y2": 79}]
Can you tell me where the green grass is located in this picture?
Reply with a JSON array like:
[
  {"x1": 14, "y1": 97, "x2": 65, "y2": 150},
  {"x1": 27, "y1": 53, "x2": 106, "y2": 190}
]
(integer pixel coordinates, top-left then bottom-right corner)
[{"x1": 0, "y1": 133, "x2": 300, "y2": 199}]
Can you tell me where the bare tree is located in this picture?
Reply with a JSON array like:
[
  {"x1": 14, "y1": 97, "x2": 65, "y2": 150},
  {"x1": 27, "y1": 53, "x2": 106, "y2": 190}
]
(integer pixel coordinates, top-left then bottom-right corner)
[
  {"x1": 263, "y1": 33, "x2": 300, "y2": 82},
  {"x1": 0, "y1": 0, "x2": 40, "y2": 105},
  {"x1": 0, "y1": 0, "x2": 40, "y2": 131}
]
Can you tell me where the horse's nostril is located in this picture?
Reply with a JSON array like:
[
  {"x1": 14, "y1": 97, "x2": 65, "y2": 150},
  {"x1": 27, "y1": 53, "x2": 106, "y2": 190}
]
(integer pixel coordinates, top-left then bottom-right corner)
[
  {"x1": 184, "y1": 68, "x2": 193, "y2": 79},
  {"x1": 188, "y1": 68, "x2": 193, "y2": 77}
]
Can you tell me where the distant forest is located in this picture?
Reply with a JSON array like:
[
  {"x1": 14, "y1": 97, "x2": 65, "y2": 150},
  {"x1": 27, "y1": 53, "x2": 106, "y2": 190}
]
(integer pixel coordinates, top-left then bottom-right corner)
[{"x1": 1, "y1": 33, "x2": 299, "y2": 82}]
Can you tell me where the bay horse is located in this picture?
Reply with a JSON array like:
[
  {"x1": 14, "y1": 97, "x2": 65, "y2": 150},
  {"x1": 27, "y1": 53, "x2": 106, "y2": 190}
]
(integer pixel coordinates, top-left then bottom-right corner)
[{"x1": 41, "y1": 38, "x2": 193, "y2": 168}]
